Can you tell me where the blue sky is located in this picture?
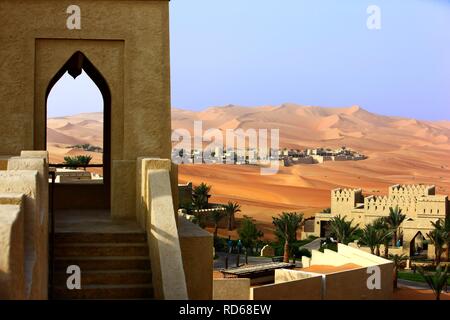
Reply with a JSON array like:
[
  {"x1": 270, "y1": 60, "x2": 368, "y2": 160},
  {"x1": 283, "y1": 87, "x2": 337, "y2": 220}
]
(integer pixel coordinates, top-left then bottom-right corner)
[{"x1": 48, "y1": 0, "x2": 450, "y2": 120}]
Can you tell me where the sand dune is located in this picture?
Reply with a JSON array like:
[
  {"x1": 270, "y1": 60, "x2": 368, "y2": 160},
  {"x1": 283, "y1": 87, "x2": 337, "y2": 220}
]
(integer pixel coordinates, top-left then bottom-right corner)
[
  {"x1": 172, "y1": 104, "x2": 450, "y2": 152},
  {"x1": 47, "y1": 112, "x2": 103, "y2": 165},
  {"x1": 48, "y1": 105, "x2": 450, "y2": 239},
  {"x1": 173, "y1": 104, "x2": 450, "y2": 239}
]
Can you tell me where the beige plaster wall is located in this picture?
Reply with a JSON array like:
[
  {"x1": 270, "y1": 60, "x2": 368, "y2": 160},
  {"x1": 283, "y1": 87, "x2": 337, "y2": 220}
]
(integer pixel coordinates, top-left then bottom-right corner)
[
  {"x1": 303, "y1": 244, "x2": 394, "y2": 300},
  {"x1": 0, "y1": 0, "x2": 171, "y2": 218},
  {"x1": 310, "y1": 249, "x2": 353, "y2": 267},
  {"x1": 251, "y1": 273, "x2": 323, "y2": 300},
  {"x1": 179, "y1": 216, "x2": 213, "y2": 300},
  {"x1": 0, "y1": 152, "x2": 49, "y2": 300},
  {"x1": 7, "y1": 155, "x2": 49, "y2": 299},
  {"x1": 144, "y1": 160, "x2": 188, "y2": 300},
  {"x1": 274, "y1": 269, "x2": 317, "y2": 283},
  {"x1": 20, "y1": 151, "x2": 48, "y2": 162},
  {"x1": 217, "y1": 245, "x2": 394, "y2": 300},
  {"x1": 323, "y1": 263, "x2": 393, "y2": 300},
  {"x1": 337, "y1": 243, "x2": 390, "y2": 267},
  {"x1": 0, "y1": 0, "x2": 171, "y2": 155},
  {"x1": 213, "y1": 278, "x2": 251, "y2": 300},
  {"x1": 0, "y1": 171, "x2": 39, "y2": 295},
  {"x1": 0, "y1": 203, "x2": 25, "y2": 300},
  {"x1": 137, "y1": 158, "x2": 172, "y2": 229},
  {"x1": 111, "y1": 160, "x2": 136, "y2": 219}
]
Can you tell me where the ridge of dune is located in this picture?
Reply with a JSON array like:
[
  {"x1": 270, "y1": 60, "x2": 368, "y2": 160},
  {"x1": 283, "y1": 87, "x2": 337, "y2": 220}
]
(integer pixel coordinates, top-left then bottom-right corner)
[
  {"x1": 46, "y1": 127, "x2": 86, "y2": 145},
  {"x1": 47, "y1": 106, "x2": 450, "y2": 240},
  {"x1": 49, "y1": 105, "x2": 450, "y2": 152}
]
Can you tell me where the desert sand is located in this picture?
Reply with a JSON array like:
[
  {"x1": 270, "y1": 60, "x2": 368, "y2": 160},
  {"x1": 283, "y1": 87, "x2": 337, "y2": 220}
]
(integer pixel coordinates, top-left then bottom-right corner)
[
  {"x1": 47, "y1": 112, "x2": 103, "y2": 174},
  {"x1": 48, "y1": 104, "x2": 450, "y2": 239},
  {"x1": 176, "y1": 104, "x2": 450, "y2": 239}
]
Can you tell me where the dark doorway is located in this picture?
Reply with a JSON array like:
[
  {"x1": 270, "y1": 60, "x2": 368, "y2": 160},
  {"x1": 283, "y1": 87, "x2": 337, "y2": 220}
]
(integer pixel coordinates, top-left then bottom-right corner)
[
  {"x1": 410, "y1": 231, "x2": 426, "y2": 257},
  {"x1": 320, "y1": 220, "x2": 331, "y2": 238},
  {"x1": 46, "y1": 51, "x2": 111, "y2": 210}
]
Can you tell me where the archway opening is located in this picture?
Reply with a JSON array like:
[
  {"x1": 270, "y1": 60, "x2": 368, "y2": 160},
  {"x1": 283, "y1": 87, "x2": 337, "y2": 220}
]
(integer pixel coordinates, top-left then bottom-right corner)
[
  {"x1": 410, "y1": 231, "x2": 427, "y2": 257},
  {"x1": 46, "y1": 51, "x2": 111, "y2": 210}
]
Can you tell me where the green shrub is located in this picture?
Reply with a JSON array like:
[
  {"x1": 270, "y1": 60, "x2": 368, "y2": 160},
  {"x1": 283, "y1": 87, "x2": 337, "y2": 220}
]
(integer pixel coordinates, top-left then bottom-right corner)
[
  {"x1": 319, "y1": 239, "x2": 338, "y2": 252},
  {"x1": 214, "y1": 236, "x2": 228, "y2": 252},
  {"x1": 296, "y1": 248, "x2": 312, "y2": 258},
  {"x1": 63, "y1": 155, "x2": 93, "y2": 168}
]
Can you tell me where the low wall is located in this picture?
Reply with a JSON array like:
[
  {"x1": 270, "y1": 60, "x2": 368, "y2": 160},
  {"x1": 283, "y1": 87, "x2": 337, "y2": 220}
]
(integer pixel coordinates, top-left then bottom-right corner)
[
  {"x1": 256, "y1": 245, "x2": 392, "y2": 300},
  {"x1": 213, "y1": 279, "x2": 250, "y2": 300},
  {"x1": 251, "y1": 270, "x2": 322, "y2": 300},
  {"x1": 0, "y1": 151, "x2": 49, "y2": 299},
  {"x1": 0, "y1": 203, "x2": 25, "y2": 299},
  {"x1": 323, "y1": 263, "x2": 393, "y2": 300},
  {"x1": 179, "y1": 216, "x2": 213, "y2": 300},
  {"x1": 142, "y1": 158, "x2": 188, "y2": 300},
  {"x1": 310, "y1": 249, "x2": 353, "y2": 266},
  {"x1": 337, "y1": 244, "x2": 390, "y2": 267},
  {"x1": 310, "y1": 244, "x2": 394, "y2": 300},
  {"x1": 8, "y1": 155, "x2": 49, "y2": 299},
  {"x1": 275, "y1": 269, "x2": 315, "y2": 283}
]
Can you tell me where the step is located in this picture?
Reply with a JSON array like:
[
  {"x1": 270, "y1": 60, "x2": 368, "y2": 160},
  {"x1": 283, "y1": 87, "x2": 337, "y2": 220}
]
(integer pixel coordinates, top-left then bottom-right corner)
[
  {"x1": 53, "y1": 256, "x2": 151, "y2": 271},
  {"x1": 54, "y1": 243, "x2": 149, "y2": 257},
  {"x1": 54, "y1": 232, "x2": 147, "y2": 244},
  {"x1": 53, "y1": 269, "x2": 152, "y2": 286},
  {"x1": 52, "y1": 284, "x2": 154, "y2": 300}
]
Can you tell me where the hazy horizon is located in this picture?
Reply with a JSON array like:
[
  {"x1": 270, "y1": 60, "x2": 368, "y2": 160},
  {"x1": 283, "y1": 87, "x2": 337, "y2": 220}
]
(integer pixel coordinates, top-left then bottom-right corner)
[{"x1": 48, "y1": 103, "x2": 450, "y2": 123}]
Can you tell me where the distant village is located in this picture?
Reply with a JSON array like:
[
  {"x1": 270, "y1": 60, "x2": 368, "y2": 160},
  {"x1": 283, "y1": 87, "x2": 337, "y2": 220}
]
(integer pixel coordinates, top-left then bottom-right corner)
[
  {"x1": 172, "y1": 146, "x2": 367, "y2": 166},
  {"x1": 279, "y1": 147, "x2": 367, "y2": 166}
]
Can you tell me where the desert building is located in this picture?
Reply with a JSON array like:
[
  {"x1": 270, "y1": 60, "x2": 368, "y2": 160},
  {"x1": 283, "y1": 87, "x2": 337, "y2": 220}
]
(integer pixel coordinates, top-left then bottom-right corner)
[
  {"x1": 313, "y1": 184, "x2": 449, "y2": 258},
  {"x1": 0, "y1": 0, "x2": 212, "y2": 300}
]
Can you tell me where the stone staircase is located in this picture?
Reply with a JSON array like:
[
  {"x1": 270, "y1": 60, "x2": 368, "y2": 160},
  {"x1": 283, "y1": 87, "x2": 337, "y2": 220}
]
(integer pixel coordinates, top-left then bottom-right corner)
[{"x1": 51, "y1": 231, "x2": 153, "y2": 300}]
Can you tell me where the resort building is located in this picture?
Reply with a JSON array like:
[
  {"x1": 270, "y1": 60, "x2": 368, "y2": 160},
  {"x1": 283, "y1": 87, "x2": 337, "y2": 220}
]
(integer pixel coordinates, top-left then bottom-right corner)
[{"x1": 313, "y1": 184, "x2": 449, "y2": 258}]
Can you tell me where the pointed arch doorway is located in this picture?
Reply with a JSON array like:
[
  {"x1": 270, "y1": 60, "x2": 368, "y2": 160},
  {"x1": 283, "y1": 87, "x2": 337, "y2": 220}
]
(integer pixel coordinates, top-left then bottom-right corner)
[{"x1": 46, "y1": 51, "x2": 111, "y2": 210}]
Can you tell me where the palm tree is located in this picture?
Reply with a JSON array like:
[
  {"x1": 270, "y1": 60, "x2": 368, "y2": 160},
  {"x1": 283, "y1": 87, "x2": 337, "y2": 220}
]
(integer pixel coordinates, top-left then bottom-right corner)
[
  {"x1": 272, "y1": 212, "x2": 304, "y2": 263},
  {"x1": 418, "y1": 265, "x2": 449, "y2": 300},
  {"x1": 373, "y1": 217, "x2": 393, "y2": 257},
  {"x1": 329, "y1": 215, "x2": 360, "y2": 245},
  {"x1": 192, "y1": 182, "x2": 211, "y2": 210},
  {"x1": 360, "y1": 225, "x2": 380, "y2": 255},
  {"x1": 210, "y1": 209, "x2": 227, "y2": 238},
  {"x1": 428, "y1": 219, "x2": 449, "y2": 266},
  {"x1": 223, "y1": 201, "x2": 241, "y2": 231},
  {"x1": 360, "y1": 220, "x2": 392, "y2": 256},
  {"x1": 237, "y1": 216, "x2": 264, "y2": 264},
  {"x1": 389, "y1": 254, "x2": 408, "y2": 289},
  {"x1": 385, "y1": 206, "x2": 406, "y2": 247}
]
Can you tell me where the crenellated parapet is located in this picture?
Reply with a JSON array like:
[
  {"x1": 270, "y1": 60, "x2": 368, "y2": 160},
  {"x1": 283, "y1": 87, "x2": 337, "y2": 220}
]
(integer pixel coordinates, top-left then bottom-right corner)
[
  {"x1": 364, "y1": 195, "x2": 417, "y2": 216},
  {"x1": 331, "y1": 188, "x2": 363, "y2": 215},
  {"x1": 331, "y1": 188, "x2": 363, "y2": 200},
  {"x1": 317, "y1": 183, "x2": 449, "y2": 260},
  {"x1": 416, "y1": 195, "x2": 448, "y2": 217},
  {"x1": 389, "y1": 184, "x2": 435, "y2": 198}
]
